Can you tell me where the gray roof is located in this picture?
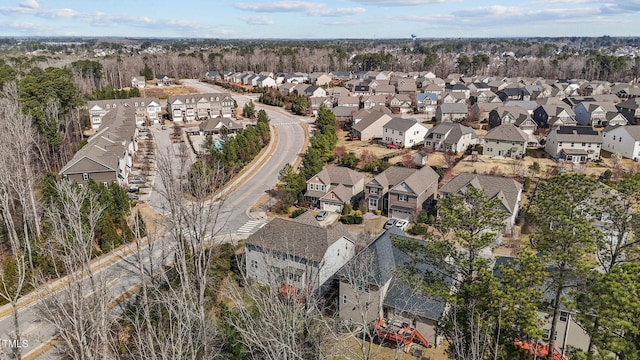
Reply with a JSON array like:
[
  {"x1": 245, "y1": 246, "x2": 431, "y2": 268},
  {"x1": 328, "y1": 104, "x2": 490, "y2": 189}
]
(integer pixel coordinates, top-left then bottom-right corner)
[
  {"x1": 383, "y1": 117, "x2": 422, "y2": 132},
  {"x1": 367, "y1": 166, "x2": 419, "y2": 190},
  {"x1": 440, "y1": 173, "x2": 523, "y2": 215},
  {"x1": 245, "y1": 215, "x2": 352, "y2": 263},
  {"x1": 310, "y1": 165, "x2": 363, "y2": 187},
  {"x1": 553, "y1": 126, "x2": 602, "y2": 143},
  {"x1": 605, "y1": 125, "x2": 640, "y2": 141},
  {"x1": 439, "y1": 103, "x2": 468, "y2": 114},
  {"x1": 425, "y1": 122, "x2": 477, "y2": 143},
  {"x1": 484, "y1": 123, "x2": 528, "y2": 142},
  {"x1": 352, "y1": 111, "x2": 392, "y2": 132},
  {"x1": 390, "y1": 165, "x2": 439, "y2": 196},
  {"x1": 340, "y1": 228, "x2": 449, "y2": 321}
]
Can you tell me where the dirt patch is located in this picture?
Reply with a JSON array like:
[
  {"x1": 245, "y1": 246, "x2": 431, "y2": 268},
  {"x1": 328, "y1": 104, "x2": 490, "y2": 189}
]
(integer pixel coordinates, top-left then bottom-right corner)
[
  {"x1": 141, "y1": 84, "x2": 202, "y2": 99},
  {"x1": 336, "y1": 128, "x2": 401, "y2": 159}
]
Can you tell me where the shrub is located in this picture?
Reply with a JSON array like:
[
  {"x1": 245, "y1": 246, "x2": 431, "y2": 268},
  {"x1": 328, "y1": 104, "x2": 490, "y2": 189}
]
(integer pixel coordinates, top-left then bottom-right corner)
[
  {"x1": 339, "y1": 215, "x2": 363, "y2": 224},
  {"x1": 290, "y1": 208, "x2": 307, "y2": 218},
  {"x1": 407, "y1": 223, "x2": 429, "y2": 236}
]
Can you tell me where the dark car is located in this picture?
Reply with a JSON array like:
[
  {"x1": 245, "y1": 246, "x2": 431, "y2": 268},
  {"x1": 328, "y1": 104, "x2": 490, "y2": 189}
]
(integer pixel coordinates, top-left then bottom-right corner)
[{"x1": 316, "y1": 211, "x2": 328, "y2": 221}]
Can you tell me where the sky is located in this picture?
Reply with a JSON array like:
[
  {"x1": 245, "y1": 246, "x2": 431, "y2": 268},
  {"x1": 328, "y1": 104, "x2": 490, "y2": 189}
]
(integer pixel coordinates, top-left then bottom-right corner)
[{"x1": 0, "y1": 0, "x2": 639, "y2": 39}]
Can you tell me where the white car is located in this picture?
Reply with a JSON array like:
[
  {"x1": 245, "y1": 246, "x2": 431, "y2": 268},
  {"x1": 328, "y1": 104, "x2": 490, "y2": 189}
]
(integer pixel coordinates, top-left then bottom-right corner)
[{"x1": 394, "y1": 219, "x2": 409, "y2": 231}]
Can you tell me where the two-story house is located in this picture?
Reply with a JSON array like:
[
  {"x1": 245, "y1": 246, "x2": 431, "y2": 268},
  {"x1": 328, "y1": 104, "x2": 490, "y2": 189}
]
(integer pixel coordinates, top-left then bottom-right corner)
[
  {"x1": 615, "y1": 97, "x2": 640, "y2": 124},
  {"x1": 415, "y1": 93, "x2": 438, "y2": 114},
  {"x1": 482, "y1": 123, "x2": 528, "y2": 158},
  {"x1": 533, "y1": 104, "x2": 577, "y2": 128},
  {"x1": 131, "y1": 76, "x2": 146, "y2": 89},
  {"x1": 245, "y1": 212, "x2": 356, "y2": 292},
  {"x1": 365, "y1": 165, "x2": 439, "y2": 220},
  {"x1": 383, "y1": 118, "x2": 429, "y2": 148},
  {"x1": 423, "y1": 122, "x2": 477, "y2": 153},
  {"x1": 440, "y1": 173, "x2": 523, "y2": 234},
  {"x1": 305, "y1": 166, "x2": 364, "y2": 213},
  {"x1": 601, "y1": 125, "x2": 640, "y2": 161},
  {"x1": 338, "y1": 228, "x2": 448, "y2": 349},
  {"x1": 350, "y1": 109, "x2": 393, "y2": 141},
  {"x1": 574, "y1": 102, "x2": 625, "y2": 127},
  {"x1": 436, "y1": 103, "x2": 468, "y2": 122},
  {"x1": 545, "y1": 126, "x2": 602, "y2": 163}
]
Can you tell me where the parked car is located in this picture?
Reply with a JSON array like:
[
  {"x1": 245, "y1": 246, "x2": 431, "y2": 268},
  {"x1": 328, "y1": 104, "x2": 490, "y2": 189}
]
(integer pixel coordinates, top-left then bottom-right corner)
[
  {"x1": 161, "y1": 125, "x2": 168, "y2": 130},
  {"x1": 394, "y1": 219, "x2": 409, "y2": 231},
  {"x1": 127, "y1": 193, "x2": 140, "y2": 200},
  {"x1": 383, "y1": 218, "x2": 397, "y2": 229},
  {"x1": 128, "y1": 186, "x2": 139, "y2": 193},
  {"x1": 316, "y1": 210, "x2": 328, "y2": 221}
]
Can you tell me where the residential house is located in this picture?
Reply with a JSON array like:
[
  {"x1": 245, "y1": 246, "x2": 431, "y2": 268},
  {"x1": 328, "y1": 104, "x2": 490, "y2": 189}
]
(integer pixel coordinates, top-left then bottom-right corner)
[
  {"x1": 616, "y1": 97, "x2": 640, "y2": 124},
  {"x1": 545, "y1": 126, "x2": 602, "y2": 163},
  {"x1": 155, "y1": 74, "x2": 171, "y2": 86},
  {"x1": 364, "y1": 165, "x2": 439, "y2": 220},
  {"x1": 60, "y1": 106, "x2": 137, "y2": 187},
  {"x1": 470, "y1": 90, "x2": 500, "y2": 104},
  {"x1": 383, "y1": 117, "x2": 428, "y2": 148},
  {"x1": 327, "y1": 86, "x2": 351, "y2": 102},
  {"x1": 482, "y1": 123, "x2": 528, "y2": 158},
  {"x1": 337, "y1": 96, "x2": 361, "y2": 108},
  {"x1": 374, "y1": 84, "x2": 396, "y2": 96},
  {"x1": 470, "y1": 102, "x2": 501, "y2": 123},
  {"x1": 278, "y1": 82, "x2": 297, "y2": 96},
  {"x1": 442, "y1": 92, "x2": 467, "y2": 104},
  {"x1": 245, "y1": 212, "x2": 356, "y2": 292},
  {"x1": 198, "y1": 117, "x2": 244, "y2": 135},
  {"x1": 415, "y1": 93, "x2": 437, "y2": 114},
  {"x1": 304, "y1": 86, "x2": 327, "y2": 98},
  {"x1": 388, "y1": 94, "x2": 412, "y2": 114},
  {"x1": 440, "y1": 173, "x2": 523, "y2": 234},
  {"x1": 436, "y1": 103, "x2": 468, "y2": 122},
  {"x1": 329, "y1": 71, "x2": 353, "y2": 81},
  {"x1": 204, "y1": 71, "x2": 220, "y2": 81},
  {"x1": 362, "y1": 95, "x2": 388, "y2": 110},
  {"x1": 338, "y1": 228, "x2": 448, "y2": 349},
  {"x1": 284, "y1": 72, "x2": 308, "y2": 84},
  {"x1": 309, "y1": 97, "x2": 333, "y2": 116},
  {"x1": 424, "y1": 122, "x2": 477, "y2": 153},
  {"x1": 601, "y1": 125, "x2": 640, "y2": 161},
  {"x1": 350, "y1": 110, "x2": 393, "y2": 141},
  {"x1": 496, "y1": 87, "x2": 531, "y2": 102},
  {"x1": 396, "y1": 79, "x2": 417, "y2": 96},
  {"x1": 131, "y1": 76, "x2": 146, "y2": 89},
  {"x1": 310, "y1": 72, "x2": 332, "y2": 86},
  {"x1": 574, "y1": 102, "x2": 625, "y2": 127},
  {"x1": 255, "y1": 75, "x2": 277, "y2": 88},
  {"x1": 422, "y1": 83, "x2": 445, "y2": 100},
  {"x1": 488, "y1": 106, "x2": 530, "y2": 129},
  {"x1": 305, "y1": 165, "x2": 365, "y2": 213},
  {"x1": 533, "y1": 104, "x2": 577, "y2": 128},
  {"x1": 87, "y1": 97, "x2": 161, "y2": 129},
  {"x1": 445, "y1": 83, "x2": 471, "y2": 98},
  {"x1": 332, "y1": 106, "x2": 358, "y2": 123},
  {"x1": 353, "y1": 85, "x2": 372, "y2": 96}
]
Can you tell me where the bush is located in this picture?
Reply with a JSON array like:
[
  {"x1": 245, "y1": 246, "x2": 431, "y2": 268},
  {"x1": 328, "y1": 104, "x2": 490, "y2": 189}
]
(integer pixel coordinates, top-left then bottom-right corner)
[
  {"x1": 407, "y1": 223, "x2": 429, "y2": 236},
  {"x1": 339, "y1": 215, "x2": 363, "y2": 224},
  {"x1": 290, "y1": 208, "x2": 307, "y2": 218},
  {"x1": 523, "y1": 177, "x2": 531, "y2": 192},
  {"x1": 342, "y1": 202, "x2": 353, "y2": 215}
]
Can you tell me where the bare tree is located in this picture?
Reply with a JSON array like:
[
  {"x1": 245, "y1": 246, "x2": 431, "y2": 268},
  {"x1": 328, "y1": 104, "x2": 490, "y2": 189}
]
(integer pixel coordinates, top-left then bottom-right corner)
[{"x1": 37, "y1": 180, "x2": 116, "y2": 360}]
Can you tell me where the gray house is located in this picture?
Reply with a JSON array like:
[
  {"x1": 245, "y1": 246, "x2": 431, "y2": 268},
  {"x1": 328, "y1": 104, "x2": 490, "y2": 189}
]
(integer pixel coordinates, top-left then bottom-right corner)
[{"x1": 482, "y1": 123, "x2": 528, "y2": 158}]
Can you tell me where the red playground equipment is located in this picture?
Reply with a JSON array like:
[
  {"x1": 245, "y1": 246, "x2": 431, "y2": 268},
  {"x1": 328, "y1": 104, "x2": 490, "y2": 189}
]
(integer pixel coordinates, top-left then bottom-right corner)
[
  {"x1": 374, "y1": 318, "x2": 431, "y2": 351},
  {"x1": 513, "y1": 339, "x2": 567, "y2": 360}
]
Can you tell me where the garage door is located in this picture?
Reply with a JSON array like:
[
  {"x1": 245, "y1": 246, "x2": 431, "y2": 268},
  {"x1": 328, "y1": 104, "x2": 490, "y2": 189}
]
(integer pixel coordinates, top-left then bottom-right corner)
[
  {"x1": 322, "y1": 202, "x2": 343, "y2": 213},
  {"x1": 391, "y1": 209, "x2": 412, "y2": 221}
]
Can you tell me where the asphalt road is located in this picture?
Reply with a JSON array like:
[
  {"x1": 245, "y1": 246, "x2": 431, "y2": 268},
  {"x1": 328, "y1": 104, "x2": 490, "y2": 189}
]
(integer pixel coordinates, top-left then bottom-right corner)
[{"x1": 0, "y1": 79, "x2": 307, "y2": 359}]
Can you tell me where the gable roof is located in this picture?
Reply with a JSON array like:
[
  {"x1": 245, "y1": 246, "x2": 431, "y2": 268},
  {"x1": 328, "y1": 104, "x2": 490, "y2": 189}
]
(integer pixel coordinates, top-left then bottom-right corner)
[
  {"x1": 352, "y1": 111, "x2": 393, "y2": 132},
  {"x1": 383, "y1": 117, "x2": 424, "y2": 132},
  {"x1": 439, "y1": 103, "x2": 468, "y2": 114},
  {"x1": 552, "y1": 126, "x2": 602, "y2": 143},
  {"x1": 309, "y1": 165, "x2": 363, "y2": 187},
  {"x1": 245, "y1": 216, "x2": 352, "y2": 263},
  {"x1": 368, "y1": 166, "x2": 419, "y2": 190},
  {"x1": 425, "y1": 122, "x2": 477, "y2": 143},
  {"x1": 484, "y1": 123, "x2": 528, "y2": 142},
  {"x1": 604, "y1": 125, "x2": 640, "y2": 141},
  {"x1": 440, "y1": 173, "x2": 522, "y2": 215},
  {"x1": 389, "y1": 165, "x2": 439, "y2": 195}
]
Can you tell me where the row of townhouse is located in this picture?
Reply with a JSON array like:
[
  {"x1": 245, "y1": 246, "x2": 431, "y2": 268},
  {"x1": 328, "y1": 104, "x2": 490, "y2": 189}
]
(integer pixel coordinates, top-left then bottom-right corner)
[
  {"x1": 88, "y1": 97, "x2": 162, "y2": 130},
  {"x1": 60, "y1": 105, "x2": 139, "y2": 187},
  {"x1": 166, "y1": 93, "x2": 235, "y2": 122}
]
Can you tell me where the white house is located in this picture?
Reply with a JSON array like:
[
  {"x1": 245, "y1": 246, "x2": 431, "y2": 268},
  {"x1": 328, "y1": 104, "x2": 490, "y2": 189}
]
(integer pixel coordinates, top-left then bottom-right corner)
[
  {"x1": 244, "y1": 212, "x2": 356, "y2": 292},
  {"x1": 424, "y1": 122, "x2": 477, "y2": 153},
  {"x1": 602, "y1": 125, "x2": 640, "y2": 161},
  {"x1": 383, "y1": 117, "x2": 429, "y2": 148},
  {"x1": 545, "y1": 126, "x2": 602, "y2": 163}
]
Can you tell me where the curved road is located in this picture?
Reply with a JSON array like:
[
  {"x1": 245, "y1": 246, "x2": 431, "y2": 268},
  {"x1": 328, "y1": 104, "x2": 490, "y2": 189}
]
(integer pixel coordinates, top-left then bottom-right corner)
[{"x1": 0, "y1": 79, "x2": 307, "y2": 359}]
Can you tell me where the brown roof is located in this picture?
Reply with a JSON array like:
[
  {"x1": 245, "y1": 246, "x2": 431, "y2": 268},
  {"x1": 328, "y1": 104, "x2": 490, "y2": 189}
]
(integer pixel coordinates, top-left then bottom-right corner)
[
  {"x1": 389, "y1": 166, "x2": 439, "y2": 195},
  {"x1": 309, "y1": 165, "x2": 363, "y2": 187},
  {"x1": 245, "y1": 216, "x2": 352, "y2": 262},
  {"x1": 367, "y1": 166, "x2": 419, "y2": 190},
  {"x1": 484, "y1": 123, "x2": 528, "y2": 142}
]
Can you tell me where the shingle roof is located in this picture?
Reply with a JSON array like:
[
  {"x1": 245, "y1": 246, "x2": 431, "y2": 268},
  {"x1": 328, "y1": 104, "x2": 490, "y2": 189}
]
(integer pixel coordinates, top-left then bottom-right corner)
[
  {"x1": 484, "y1": 123, "x2": 528, "y2": 142},
  {"x1": 310, "y1": 165, "x2": 363, "y2": 187},
  {"x1": 439, "y1": 103, "x2": 468, "y2": 114},
  {"x1": 383, "y1": 117, "x2": 422, "y2": 132},
  {"x1": 440, "y1": 173, "x2": 523, "y2": 215},
  {"x1": 367, "y1": 166, "x2": 418, "y2": 190},
  {"x1": 245, "y1": 216, "x2": 352, "y2": 263},
  {"x1": 553, "y1": 126, "x2": 602, "y2": 143},
  {"x1": 425, "y1": 122, "x2": 476, "y2": 143}
]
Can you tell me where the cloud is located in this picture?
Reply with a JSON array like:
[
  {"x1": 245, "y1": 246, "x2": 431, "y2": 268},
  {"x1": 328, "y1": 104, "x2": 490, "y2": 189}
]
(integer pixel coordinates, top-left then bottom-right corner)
[
  {"x1": 243, "y1": 16, "x2": 274, "y2": 25},
  {"x1": 346, "y1": 0, "x2": 450, "y2": 5},
  {"x1": 235, "y1": 1, "x2": 365, "y2": 17},
  {"x1": 19, "y1": 0, "x2": 39, "y2": 9}
]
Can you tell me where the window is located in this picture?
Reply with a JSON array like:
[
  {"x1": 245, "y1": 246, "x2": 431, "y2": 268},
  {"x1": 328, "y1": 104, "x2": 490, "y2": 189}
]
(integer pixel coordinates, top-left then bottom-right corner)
[
  {"x1": 370, "y1": 187, "x2": 378, "y2": 194},
  {"x1": 342, "y1": 295, "x2": 348, "y2": 304},
  {"x1": 103, "y1": 182, "x2": 108, "y2": 187},
  {"x1": 399, "y1": 131, "x2": 403, "y2": 136},
  {"x1": 398, "y1": 194, "x2": 408, "y2": 202},
  {"x1": 82, "y1": 173, "x2": 89, "y2": 181},
  {"x1": 571, "y1": 142, "x2": 575, "y2": 147},
  {"x1": 559, "y1": 311, "x2": 568, "y2": 322},
  {"x1": 250, "y1": 260, "x2": 258, "y2": 269},
  {"x1": 582, "y1": 142, "x2": 586, "y2": 146},
  {"x1": 369, "y1": 198, "x2": 378, "y2": 208},
  {"x1": 385, "y1": 128, "x2": 388, "y2": 133},
  {"x1": 436, "y1": 134, "x2": 442, "y2": 139}
]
